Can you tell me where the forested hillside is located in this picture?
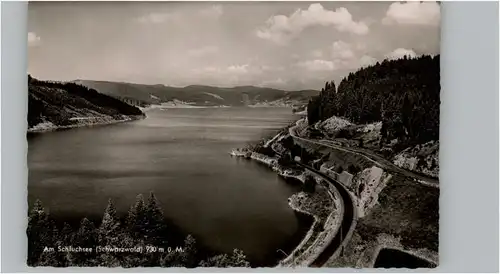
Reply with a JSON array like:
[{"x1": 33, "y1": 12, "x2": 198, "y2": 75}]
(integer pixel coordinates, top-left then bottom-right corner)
[
  {"x1": 307, "y1": 55, "x2": 440, "y2": 148},
  {"x1": 28, "y1": 75, "x2": 144, "y2": 131}
]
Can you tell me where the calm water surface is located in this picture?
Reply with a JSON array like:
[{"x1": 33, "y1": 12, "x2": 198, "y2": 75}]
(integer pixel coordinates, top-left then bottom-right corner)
[{"x1": 28, "y1": 107, "x2": 309, "y2": 266}]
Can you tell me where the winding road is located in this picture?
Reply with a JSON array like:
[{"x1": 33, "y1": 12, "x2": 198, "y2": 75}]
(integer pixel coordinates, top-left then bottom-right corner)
[
  {"x1": 289, "y1": 127, "x2": 439, "y2": 188},
  {"x1": 274, "y1": 124, "x2": 439, "y2": 266},
  {"x1": 270, "y1": 142, "x2": 356, "y2": 267},
  {"x1": 295, "y1": 161, "x2": 356, "y2": 267},
  {"x1": 266, "y1": 122, "x2": 439, "y2": 267}
]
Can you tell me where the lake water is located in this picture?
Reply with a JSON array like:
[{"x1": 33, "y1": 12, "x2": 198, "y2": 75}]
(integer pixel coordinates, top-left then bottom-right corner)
[{"x1": 28, "y1": 107, "x2": 309, "y2": 266}]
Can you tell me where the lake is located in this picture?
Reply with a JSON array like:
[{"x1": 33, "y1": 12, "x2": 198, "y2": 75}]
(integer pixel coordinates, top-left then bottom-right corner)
[{"x1": 28, "y1": 107, "x2": 310, "y2": 266}]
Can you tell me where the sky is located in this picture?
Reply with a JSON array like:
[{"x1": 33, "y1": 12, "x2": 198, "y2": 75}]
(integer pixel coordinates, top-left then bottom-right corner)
[{"x1": 28, "y1": 1, "x2": 440, "y2": 91}]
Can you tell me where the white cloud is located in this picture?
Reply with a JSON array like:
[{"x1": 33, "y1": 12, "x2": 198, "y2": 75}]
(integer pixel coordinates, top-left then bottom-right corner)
[
  {"x1": 136, "y1": 5, "x2": 222, "y2": 24},
  {"x1": 193, "y1": 64, "x2": 257, "y2": 76},
  {"x1": 296, "y1": 59, "x2": 336, "y2": 72},
  {"x1": 385, "y1": 48, "x2": 417, "y2": 60},
  {"x1": 355, "y1": 42, "x2": 367, "y2": 52},
  {"x1": 261, "y1": 65, "x2": 285, "y2": 72},
  {"x1": 227, "y1": 64, "x2": 250, "y2": 74},
  {"x1": 187, "y1": 46, "x2": 219, "y2": 57},
  {"x1": 28, "y1": 32, "x2": 41, "y2": 46},
  {"x1": 329, "y1": 41, "x2": 377, "y2": 69},
  {"x1": 136, "y1": 12, "x2": 179, "y2": 24},
  {"x1": 256, "y1": 3, "x2": 369, "y2": 44},
  {"x1": 332, "y1": 41, "x2": 355, "y2": 59},
  {"x1": 382, "y1": 1, "x2": 440, "y2": 26},
  {"x1": 259, "y1": 78, "x2": 287, "y2": 87},
  {"x1": 199, "y1": 5, "x2": 223, "y2": 18},
  {"x1": 189, "y1": 64, "x2": 263, "y2": 87},
  {"x1": 359, "y1": 55, "x2": 377, "y2": 67},
  {"x1": 191, "y1": 67, "x2": 220, "y2": 74},
  {"x1": 311, "y1": 50, "x2": 323, "y2": 58}
]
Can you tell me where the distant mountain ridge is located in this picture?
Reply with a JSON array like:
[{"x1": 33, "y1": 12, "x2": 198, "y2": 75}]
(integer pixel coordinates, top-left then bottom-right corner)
[{"x1": 72, "y1": 80, "x2": 319, "y2": 107}]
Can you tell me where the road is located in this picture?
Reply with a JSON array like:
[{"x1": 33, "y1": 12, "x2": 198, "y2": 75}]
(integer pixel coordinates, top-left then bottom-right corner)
[
  {"x1": 268, "y1": 125, "x2": 439, "y2": 267},
  {"x1": 271, "y1": 148, "x2": 355, "y2": 268},
  {"x1": 289, "y1": 127, "x2": 439, "y2": 188},
  {"x1": 295, "y1": 161, "x2": 356, "y2": 267}
]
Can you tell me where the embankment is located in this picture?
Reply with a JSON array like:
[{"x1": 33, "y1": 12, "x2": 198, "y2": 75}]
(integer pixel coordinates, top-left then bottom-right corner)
[{"x1": 286, "y1": 119, "x2": 438, "y2": 268}]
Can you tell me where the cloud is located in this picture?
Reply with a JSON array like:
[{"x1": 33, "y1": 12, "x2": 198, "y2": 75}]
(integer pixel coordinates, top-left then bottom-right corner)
[
  {"x1": 28, "y1": 32, "x2": 41, "y2": 46},
  {"x1": 136, "y1": 5, "x2": 222, "y2": 24},
  {"x1": 385, "y1": 48, "x2": 417, "y2": 60},
  {"x1": 199, "y1": 5, "x2": 223, "y2": 18},
  {"x1": 329, "y1": 41, "x2": 376, "y2": 69},
  {"x1": 311, "y1": 50, "x2": 323, "y2": 58},
  {"x1": 260, "y1": 65, "x2": 285, "y2": 72},
  {"x1": 193, "y1": 64, "x2": 257, "y2": 76},
  {"x1": 296, "y1": 59, "x2": 336, "y2": 72},
  {"x1": 136, "y1": 12, "x2": 179, "y2": 24},
  {"x1": 331, "y1": 41, "x2": 355, "y2": 59},
  {"x1": 294, "y1": 40, "x2": 377, "y2": 72},
  {"x1": 189, "y1": 64, "x2": 263, "y2": 87},
  {"x1": 359, "y1": 55, "x2": 377, "y2": 67},
  {"x1": 187, "y1": 46, "x2": 219, "y2": 57},
  {"x1": 355, "y1": 42, "x2": 367, "y2": 52},
  {"x1": 227, "y1": 64, "x2": 250, "y2": 74},
  {"x1": 194, "y1": 67, "x2": 221, "y2": 74},
  {"x1": 382, "y1": 1, "x2": 440, "y2": 26},
  {"x1": 259, "y1": 78, "x2": 287, "y2": 87},
  {"x1": 256, "y1": 3, "x2": 369, "y2": 44}
]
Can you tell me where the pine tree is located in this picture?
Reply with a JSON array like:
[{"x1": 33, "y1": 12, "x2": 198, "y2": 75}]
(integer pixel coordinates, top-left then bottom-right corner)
[
  {"x1": 97, "y1": 199, "x2": 123, "y2": 267},
  {"x1": 199, "y1": 254, "x2": 231, "y2": 267},
  {"x1": 198, "y1": 249, "x2": 250, "y2": 268},
  {"x1": 145, "y1": 191, "x2": 166, "y2": 244},
  {"x1": 76, "y1": 218, "x2": 97, "y2": 246},
  {"x1": 230, "y1": 249, "x2": 251, "y2": 267},
  {"x1": 73, "y1": 218, "x2": 98, "y2": 266},
  {"x1": 182, "y1": 234, "x2": 198, "y2": 267},
  {"x1": 330, "y1": 80, "x2": 336, "y2": 93},
  {"x1": 27, "y1": 200, "x2": 52, "y2": 265},
  {"x1": 60, "y1": 223, "x2": 73, "y2": 245},
  {"x1": 158, "y1": 234, "x2": 197, "y2": 268},
  {"x1": 39, "y1": 221, "x2": 71, "y2": 267},
  {"x1": 160, "y1": 246, "x2": 188, "y2": 268},
  {"x1": 99, "y1": 198, "x2": 121, "y2": 246},
  {"x1": 58, "y1": 222, "x2": 76, "y2": 266},
  {"x1": 127, "y1": 194, "x2": 147, "y2": 238},
  {"x1": 37, "y1": 245, "x2": 63, "y2": 267}
]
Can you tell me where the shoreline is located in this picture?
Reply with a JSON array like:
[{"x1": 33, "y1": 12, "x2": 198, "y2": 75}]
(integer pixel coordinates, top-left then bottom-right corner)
[
  {"x1": 140, "y1": 104, "x2": 300, "y2": 111},
  {"x1": 230, "y1": 149, "x2": 341, "y2": 267},
  {"x1": 27, "y1": 114, "x2": 146, "y2": 133},
  {"x1": 280, "y1": 182, "x2": 343, "y2": 267}
]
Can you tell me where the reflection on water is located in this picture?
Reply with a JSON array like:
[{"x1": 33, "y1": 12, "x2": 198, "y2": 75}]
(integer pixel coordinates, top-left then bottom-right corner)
[{"x1": 28, "y1": 107, "x2": 309, "y2": 266}]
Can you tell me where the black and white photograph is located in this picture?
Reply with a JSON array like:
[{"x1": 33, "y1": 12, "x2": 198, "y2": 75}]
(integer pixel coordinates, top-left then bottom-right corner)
[{"x1": 27, "y1": 1, "x2": 440, "y2": 268}]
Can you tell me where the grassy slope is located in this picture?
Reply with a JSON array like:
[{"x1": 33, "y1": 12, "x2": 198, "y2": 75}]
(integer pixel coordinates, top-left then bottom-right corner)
[
  {"x1": 328, "y1": 174, "x2": 439, "y2": 268},
  {"x1": 357, "y1": 174, "x2": 439, "y2": 251}
]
